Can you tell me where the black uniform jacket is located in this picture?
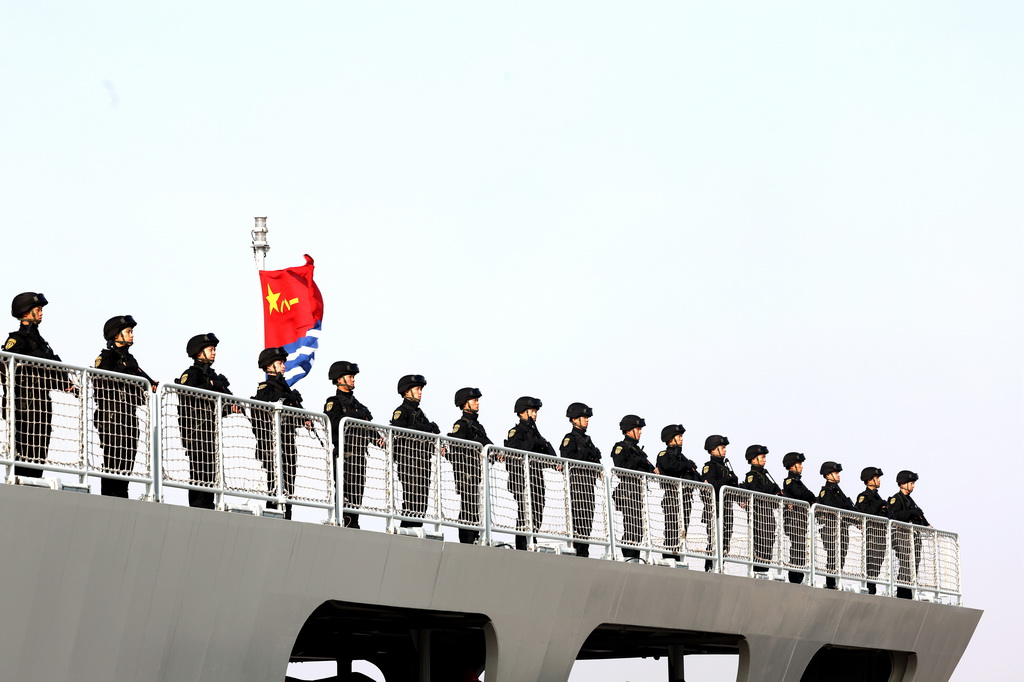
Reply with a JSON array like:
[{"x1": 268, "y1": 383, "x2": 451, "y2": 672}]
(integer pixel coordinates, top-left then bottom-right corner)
[
  {"x1": 94, "y1": 345, "x2": 153, "y2": 407},
  {"x1": 505, "y1": 418, "x2": 555, "y2": 457},
  {"x1": 702, "y1": 456, "x2": 738, "y2": 492},
  {"x1": 611, "y1": 436, "x2": 654, "y2": 473},
  {"x1": 742, "y1": 464, "x2": 781, "y2": 496},
  {"x1": 657, "y1": 446, "x2": 699, "y2": 481},
  {"x1": 449, "y1": 411, "x2": 492, "y2": 446},
  {"x1": 324, "y1": 389, "x2": 373, "y2": 457},
  {"x1": 177, "y1": 361, "x2": 232, "y2": 395},
  {"x1": 818, "y1": 481, "x2": 855, "y2": 511},
  {"x1": 560, "y1": 426, "x2": 601, "y2": 465},
  {"x1": 887, "y1": 491, "x2": 929, "y2": 525},
  {"x1": 391, "y1": 399, "x2": 440, "y2": 434},
  {"x1": 5, "y1": 323, "x2": 60, "y2": 361},
  {"x1": 783, "y1": 472, "x2": 817, "y2": 505},
  {"x1": 252, "y1": 374, "x2": 303, "y2": 408},
  {"x1": 855, "y1": 488, "x2": 889, "y2": 517}
]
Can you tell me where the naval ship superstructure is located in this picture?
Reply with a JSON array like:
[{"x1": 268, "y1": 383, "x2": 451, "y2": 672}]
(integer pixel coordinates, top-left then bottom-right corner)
[{"x1": 0, "y1": 350, "x2": 981, "y2": 681}]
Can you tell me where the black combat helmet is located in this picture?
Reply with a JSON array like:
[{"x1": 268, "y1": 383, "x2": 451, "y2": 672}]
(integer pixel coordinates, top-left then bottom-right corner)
[
  {"x1": 566, "y1": 402, "x2": 593, "y2": 419},
  {"x1": 744, "y1": 444, "x2": 769, "y2": 461},
  {"x1": 186, "y1": 333, "x2": 220, "y2": 358},
  {"x1": 328, "y1": 361, "x2": 360, "y2": 381},
  {"x1": 397, "y1": 374, "x2": 427, "y2": 395},
  {"x1": 704, "y1": 435, "x2": 729, "y2": 452},
  {"x1": 860, "y1": 466, "x2": 884, "y2": 482},
  {"x1": 619, "y1": 415, "x2": 645, "y2": 433},
  {"x1": 660, "y1": 424, "x2": 686, "y2": 443},
  {"x1": 258, "y1": 347, "x2": 288, "y2": 369},
  {"x1": 514, "y1": 396, "x2": 543, "y2": 414},
  {"x1": 103, "y1": 314, "x2": 137, "y2": 341},
  {"x1": 454, "y1": 387, "x2": 483, "y2": 407},
  {"x1": 782, "y1": 452, "x2": 806, "y2": 469},
  {"x1": 11, "y1": 292, "x2": 47, "y2": 318},
  {"x1": 820, "y1": 461, "x2": 842, "y2": 476},
  {"x1": 896, "y1": 470, "x2": 919, "y2": 485}
]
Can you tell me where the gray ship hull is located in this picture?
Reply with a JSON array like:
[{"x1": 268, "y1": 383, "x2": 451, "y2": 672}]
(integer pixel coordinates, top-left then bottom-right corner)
[{"x1": 0, "y1": 484, "x2": 980, "y2": 681}]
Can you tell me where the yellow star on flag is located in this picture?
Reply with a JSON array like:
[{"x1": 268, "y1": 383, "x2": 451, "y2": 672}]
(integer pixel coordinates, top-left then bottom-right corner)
[{"x1": 266, "y1": 285, "x2": 300, "y2": 315}]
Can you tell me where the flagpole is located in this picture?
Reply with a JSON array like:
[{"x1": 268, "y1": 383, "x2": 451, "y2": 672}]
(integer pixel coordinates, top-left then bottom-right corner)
[{"x1": 252, "y1": 216, "x2": 270, "y2": 270}]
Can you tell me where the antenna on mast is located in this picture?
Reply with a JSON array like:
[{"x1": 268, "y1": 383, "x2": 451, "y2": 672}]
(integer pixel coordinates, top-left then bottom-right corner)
[{"x1": 252, "y1": 217, "x2": 270, "y2": 270}]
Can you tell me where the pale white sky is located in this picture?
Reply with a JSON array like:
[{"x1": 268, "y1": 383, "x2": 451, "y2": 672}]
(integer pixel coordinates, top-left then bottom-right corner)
[{"x1": 2, "y1": 2, "x2": 1020, "y2": 679}]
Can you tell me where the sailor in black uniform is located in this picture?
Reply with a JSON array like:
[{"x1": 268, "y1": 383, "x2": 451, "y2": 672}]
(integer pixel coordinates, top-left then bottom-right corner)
[
  {"x1": 781, "y1": 452, "x2": 816, "y2": 583},
  {"x1": 702, "y1": 435, "x2": 737, "y2": 571},
  {"x1": 391, "y1": 374, "x2": 440, "y2": 528},
  {"x1": 656, "y1": 424, "x2": 699, "y2": 561},
  {"x1": 324, "y1": 361, "x2": 373, "y2": 529},
  {"x1": 176, "y1": 333, "x2": 234, "y2": 509},
  {"x1": 817, "y1": 461, "x2": 855, "y2": 589},
  {"x1": 3, "y1": 292, "x2": 70, "y2": 478},
  {"x1": 448, "y1": 387, "x2": 490, "y2": 544},
  {"x1": 93, "y1": 315, "x2": 157, "y2": 498},
  {"x1": 504, "y1": 396, "x2": 556, "y2": 550},
  {"x1": 560, "y1": 402, "x2": 602, "y2": 557},
  {"x1": 251, "y1": 347, "x2": 306, "y2": 520},
  {"x1": 855, "y1": 466, "x2": 889, "y2": 594},
  {"x1": 611, "y1": 415, "x2": 654, "y2": 560},
  {"x1": 741, "y1": 444, "x2": 781, "y2": 574},
  {"x1": 888, "y1": 470, "x2": 930, "y2": 599}
]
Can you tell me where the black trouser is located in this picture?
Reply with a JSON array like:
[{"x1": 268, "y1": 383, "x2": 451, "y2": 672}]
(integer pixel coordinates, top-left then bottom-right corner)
[
  {"x1": 569, "y1": 469, "x2": 599, "y2": 556},
  {"x1": 341, "y1": 450, "x2": 367, "y2": 529},
  {"x1": 254, "y1": 420, "x2": 297, "y2": 520},
  {"x1": 893, "y1": 527, "x2": 922, "y2": 596},
  {"x1": 821, "y1": 519, "x2": 850, "y2": 588},
  {"x1": 751, "y1": 500, "x2": 776, "y2": 571},
  {"x1": 784, "y1": 508, "x2": 809, "y2": 583},
  {"x1": 614, "y1": 480, "x2": 643, "y2": 558},
  {"x1": 704, "y1": 498, "x2": 733, "y2": 570},
  {"x1": 13, "y1": 382, "x2": 51, "y2": 478},
  {"x1": 454, "y1": 468, "x2": 481, "y2": 544},
  {"x1": 179, "y1": 411, "x2": 216, "y2": 509},
  {"x1": 395, "y1": 438, "x2": 431, "y2": 527},
  {"x1": 864, "y1": 520, "x2": 887, "y2": 593},
  {"x1": 96, "y1": 400, "x2": 140, "y2": 498},
  {"x1": 508, "y1": 460, "x2": 546, "y2": 550},
  {"x1": 662, "y1": 485, "x2": 680, "y2": 558}
]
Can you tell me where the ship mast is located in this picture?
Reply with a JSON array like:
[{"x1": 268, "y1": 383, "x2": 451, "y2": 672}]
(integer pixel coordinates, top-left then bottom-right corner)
[{"x1": 251, "y1": 216, "x2": 270, "y2": 270}]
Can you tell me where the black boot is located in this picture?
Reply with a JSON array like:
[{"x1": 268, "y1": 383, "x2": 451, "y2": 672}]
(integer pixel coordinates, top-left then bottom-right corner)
[
  {"x1": 825, "y1": 577, "x2": 838, "y2": 590},
  {"x1": 515, "y1": 535, "x2": 527, "y2": 551},
  {"x1": 343, "y1": 512, "x2": 360, "y2": 529},
  {"x1": 788, "y1": 571, "x2": 804, "y2": 584},
  {"x1": 867, "y1": 582, "x2": 877, "y2": 595},
  {"x1": 189, "y1": 490, "x2": 215, "y2": 509},
  {"x1": 621, "y1": 548, "x2": 640, "y2": 560},
  {"x1": 896, "y1": 587, "x2": 913, "y2": 600}
]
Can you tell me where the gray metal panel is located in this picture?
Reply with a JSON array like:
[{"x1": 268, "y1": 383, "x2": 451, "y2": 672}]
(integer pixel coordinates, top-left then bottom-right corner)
[{"x1": 0, "y1": 485, "x2": 981, "y2": 682}]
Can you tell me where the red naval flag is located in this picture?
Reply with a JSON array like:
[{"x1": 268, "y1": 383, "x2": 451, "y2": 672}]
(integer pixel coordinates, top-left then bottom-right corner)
[{"x1": 258, "y1": 254, "x2": 324, "y2": 385}]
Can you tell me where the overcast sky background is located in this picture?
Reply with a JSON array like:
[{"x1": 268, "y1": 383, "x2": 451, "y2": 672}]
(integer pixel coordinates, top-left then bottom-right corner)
[{"x1": 2, "y1": 2, "x2": 1020, "y2": 680}]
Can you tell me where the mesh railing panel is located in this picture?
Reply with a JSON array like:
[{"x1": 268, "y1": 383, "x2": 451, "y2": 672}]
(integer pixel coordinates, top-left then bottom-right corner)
[
  {"x1": 85, "y1": 368, "x2": 153, "y2": 482},
  {"x1": 720, "y1": 487, "x2": 788, "y2": 574},
  {"x1": 339, "y1": 420, "x2": 390, "y2": 514},
  {"x1": 890, "y1": 520, "x2": 919, "y2": 589},
  {"x1": 485, "y1": 446, "x2": 569, "y2": 543},
  {"x1": 934, "y1": 530, "x2": 961, "y2": 602},
  {"x1": 2, "y1": 355, "x2": 84, "y2": 472},
  {"x1": 159, "y1": 384, "x2": 332, "y2": 509},
  {"x1": 437, "y1": 436, "x2": 486, "y2": 529},
  {"x1": 609, "y1": 469, "x2": 649, "y2": 554},
  {"x1": 565, "y1": 459, "x2": 609, "y2": 547}
]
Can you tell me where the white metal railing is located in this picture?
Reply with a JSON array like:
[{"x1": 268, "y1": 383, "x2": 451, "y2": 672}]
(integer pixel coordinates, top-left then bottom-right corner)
[
  {"x1": 1, "y1": 382, "x2": 963, "y2": 603},
  {"x1": 720, "y1": 486, "x2": 811, "y2": 578},
  {"x1": 158, "y1": 383, "x2": 333, "y2": 520},
  {"x1": 610, "y1": 468, "x2": 717, "y2": 567},
  {"x1": 2, "y1": 351, "x2": 155, "y2": 495}
]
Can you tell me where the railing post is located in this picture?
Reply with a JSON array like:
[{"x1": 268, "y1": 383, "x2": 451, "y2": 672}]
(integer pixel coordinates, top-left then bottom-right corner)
[
  {"x1": 78, "y1": 368, "x2": 89, "y2": 485},
  {"x1": 151, "y1": 388, "x2": 161, "y2": 503},
  {"x1": 482, "y1": 446, "x2": 491, "y2": 546},
  {"x1": 5, "y1": 355, "x2": 15, "y2": 482},
  {"x1": 274, "y1": 403, "x2": 284, "y2": 510},
  {"x1": 215, "y1": 395, "x2": 224, "y2": 510},
  {"x1": 640, "y1": 475, "x2": 651, "y2": 562},
  {"x1": 564, "y1": 461, "x2": 574, "y2": 551},
  {"x1": 335, "y1": 418, "x2": 345, "y2": 527},
  {"x1": 385, "y1": 428, "x2": 395, "y2": 530},
  {"x1": 605, "y1": 470, "x2": 617, "y2": 559},
  {"x1": 716, "y1": 487, "x2": 724, "y2": 573}
]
